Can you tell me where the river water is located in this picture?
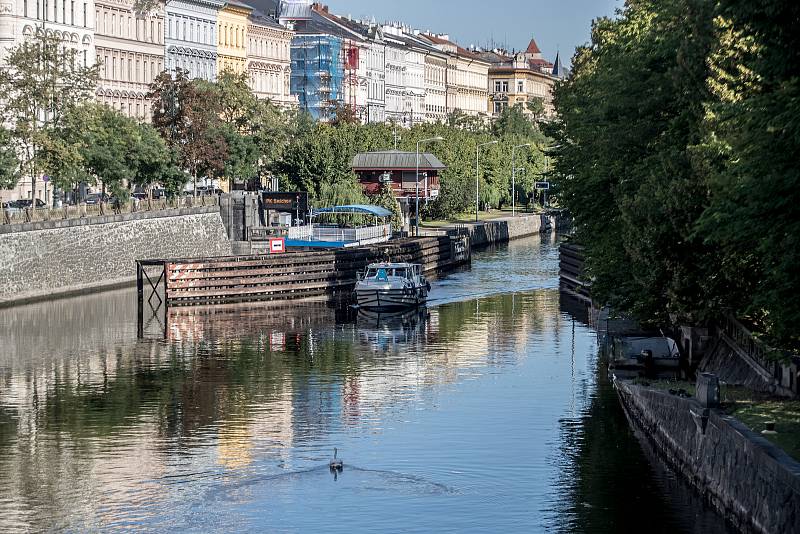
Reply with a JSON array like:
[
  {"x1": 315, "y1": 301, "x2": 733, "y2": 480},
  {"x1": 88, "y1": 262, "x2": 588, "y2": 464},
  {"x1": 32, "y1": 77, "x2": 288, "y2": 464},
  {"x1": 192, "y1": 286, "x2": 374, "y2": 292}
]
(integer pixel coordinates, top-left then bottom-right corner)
[{"x1": 0, "y1": 235, "x2": 732, "y2": 533}]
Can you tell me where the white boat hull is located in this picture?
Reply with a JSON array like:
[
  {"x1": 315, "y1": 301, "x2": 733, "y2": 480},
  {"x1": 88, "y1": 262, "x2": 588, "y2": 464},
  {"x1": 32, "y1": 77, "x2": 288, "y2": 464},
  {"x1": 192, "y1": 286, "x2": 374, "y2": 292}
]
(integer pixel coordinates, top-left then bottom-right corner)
[{"x1": 355, "y1": 287, "x2": 427, "y2": 310}]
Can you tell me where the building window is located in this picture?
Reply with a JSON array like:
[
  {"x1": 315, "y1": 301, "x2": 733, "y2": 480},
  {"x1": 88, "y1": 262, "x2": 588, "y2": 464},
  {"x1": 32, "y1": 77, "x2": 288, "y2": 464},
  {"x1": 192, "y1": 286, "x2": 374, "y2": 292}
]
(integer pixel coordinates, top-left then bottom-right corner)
[
  {"x1": 517, "y1": 81, "x2": 524, "y2": 93},
  {"x1": 501, "y1": 81, "x2": 508, "y2": 92},
  {"x1": 83, "y1": 3, "x2": 87, "y2": 27},
  {"x1": 70, "y1": 1, "x2": 74, "y2": 24},
  {"x1": 24, "y1": 0, "x2": 27, "y2": 17}
]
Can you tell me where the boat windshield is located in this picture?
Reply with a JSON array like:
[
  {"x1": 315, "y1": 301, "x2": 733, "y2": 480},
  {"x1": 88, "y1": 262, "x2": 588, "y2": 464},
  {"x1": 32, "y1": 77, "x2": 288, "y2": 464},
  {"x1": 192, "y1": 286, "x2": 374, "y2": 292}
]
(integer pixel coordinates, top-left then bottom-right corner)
[
  {"x1": 365, "y1": 267, "x2": 408, "y2": 279},
  {"x1": 365, "y1": 268, "x2": 389, "y2": 281}
]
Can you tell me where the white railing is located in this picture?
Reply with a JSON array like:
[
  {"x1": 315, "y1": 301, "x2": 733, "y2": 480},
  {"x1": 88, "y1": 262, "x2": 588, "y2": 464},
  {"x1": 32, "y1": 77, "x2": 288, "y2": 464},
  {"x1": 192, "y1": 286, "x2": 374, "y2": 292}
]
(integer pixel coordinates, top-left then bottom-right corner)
[{"x1": 311, "y1": 224, "x2": 391, "y2": 243}]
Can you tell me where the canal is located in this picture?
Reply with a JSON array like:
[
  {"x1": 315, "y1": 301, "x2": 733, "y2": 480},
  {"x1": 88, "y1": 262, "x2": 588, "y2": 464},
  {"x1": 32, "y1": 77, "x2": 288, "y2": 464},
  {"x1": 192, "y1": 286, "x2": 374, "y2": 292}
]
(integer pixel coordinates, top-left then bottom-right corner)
[{"x1": 0, "y1": 235, "x2": 732, "y2": 532}]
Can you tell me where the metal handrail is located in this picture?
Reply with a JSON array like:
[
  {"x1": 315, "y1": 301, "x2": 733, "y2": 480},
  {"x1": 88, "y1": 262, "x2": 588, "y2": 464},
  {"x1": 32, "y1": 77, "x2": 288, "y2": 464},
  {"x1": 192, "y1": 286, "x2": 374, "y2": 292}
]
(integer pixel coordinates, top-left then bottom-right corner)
[{"x1": 1, "y1": 194, "x2": 220, "y2": 225}]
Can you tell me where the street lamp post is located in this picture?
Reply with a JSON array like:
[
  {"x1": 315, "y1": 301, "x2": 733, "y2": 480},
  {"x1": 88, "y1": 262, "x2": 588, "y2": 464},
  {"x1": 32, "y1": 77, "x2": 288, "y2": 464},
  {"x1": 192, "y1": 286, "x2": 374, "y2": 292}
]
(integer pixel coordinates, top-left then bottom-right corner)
[
  {"x1": 416, "y1": 136, "x2": 444, "y2": 236},
  {"x1": 511, "y1": 143, "x2": 532, "y2": 216},
  {"x1": 476, "y1": 140, "x2": 498, "y2": 222}
]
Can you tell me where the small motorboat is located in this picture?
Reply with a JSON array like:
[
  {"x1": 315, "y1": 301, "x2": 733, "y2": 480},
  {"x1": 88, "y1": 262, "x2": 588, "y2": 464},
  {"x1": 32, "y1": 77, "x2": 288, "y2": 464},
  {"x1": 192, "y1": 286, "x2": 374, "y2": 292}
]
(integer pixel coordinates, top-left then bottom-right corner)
[{"x1": 354, "y1": 262, "x2": 430, "y2": 310}]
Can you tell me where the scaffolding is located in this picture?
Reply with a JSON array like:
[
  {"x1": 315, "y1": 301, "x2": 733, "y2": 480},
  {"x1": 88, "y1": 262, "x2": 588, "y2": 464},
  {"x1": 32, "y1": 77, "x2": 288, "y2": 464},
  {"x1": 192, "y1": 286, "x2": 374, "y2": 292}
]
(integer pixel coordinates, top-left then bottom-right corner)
[{"x1": 291, "y1": 35, "x2": 344, "y2": 121}]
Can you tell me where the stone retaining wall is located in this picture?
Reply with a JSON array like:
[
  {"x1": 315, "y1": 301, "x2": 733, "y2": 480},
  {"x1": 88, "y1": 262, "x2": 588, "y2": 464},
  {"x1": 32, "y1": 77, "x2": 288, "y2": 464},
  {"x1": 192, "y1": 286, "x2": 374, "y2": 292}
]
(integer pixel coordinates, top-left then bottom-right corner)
[
  {"x1": 0, "y1": 208, "x2": 231, "y2": 305},
  {"x1": 468, "y1": 214, "x2": 550, "y2": 247},
  {"x1": 616, "y1": 380, "x2": 800, "y2": 534}
]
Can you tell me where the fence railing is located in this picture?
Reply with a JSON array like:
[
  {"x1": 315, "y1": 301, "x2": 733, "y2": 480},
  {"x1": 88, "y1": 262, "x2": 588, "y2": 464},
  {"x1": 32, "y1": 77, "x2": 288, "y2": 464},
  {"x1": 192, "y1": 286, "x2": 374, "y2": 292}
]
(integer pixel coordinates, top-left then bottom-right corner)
[
  {"x1": 719, "y1": 314, "x2": 800, "y2": 396},
  {"x1": 312, "y1": 224, "x2": 391, "y2": 243},
  {"x1": 1, "y1": 195, "x2": 220, "y2": 225},
  {"x1": 249, "y1": 225, "x2": 313, "y2": 241}
]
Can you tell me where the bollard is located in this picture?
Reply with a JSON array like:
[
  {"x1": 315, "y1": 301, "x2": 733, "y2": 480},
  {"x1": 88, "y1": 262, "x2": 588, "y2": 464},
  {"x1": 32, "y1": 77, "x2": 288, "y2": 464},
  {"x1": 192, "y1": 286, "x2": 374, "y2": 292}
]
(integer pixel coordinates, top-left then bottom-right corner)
[{"x1": 696, "y1": 372, "x2": 720, "y2": 408}]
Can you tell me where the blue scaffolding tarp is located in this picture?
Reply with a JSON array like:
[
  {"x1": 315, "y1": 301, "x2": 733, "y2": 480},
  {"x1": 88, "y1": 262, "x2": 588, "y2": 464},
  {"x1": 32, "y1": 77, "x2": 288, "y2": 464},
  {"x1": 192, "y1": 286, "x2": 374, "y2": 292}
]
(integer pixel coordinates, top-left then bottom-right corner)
[{"x1": 291, "y1": 35, "x2": 343, "y2": 121}]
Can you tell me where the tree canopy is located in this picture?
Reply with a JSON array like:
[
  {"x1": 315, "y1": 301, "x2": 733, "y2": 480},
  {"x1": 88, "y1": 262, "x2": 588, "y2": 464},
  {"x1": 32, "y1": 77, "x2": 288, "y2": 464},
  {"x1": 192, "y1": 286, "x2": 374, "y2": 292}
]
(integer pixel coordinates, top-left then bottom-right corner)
[{"x1": 551, "y1": 0, "x2": 800, "y2": 349}]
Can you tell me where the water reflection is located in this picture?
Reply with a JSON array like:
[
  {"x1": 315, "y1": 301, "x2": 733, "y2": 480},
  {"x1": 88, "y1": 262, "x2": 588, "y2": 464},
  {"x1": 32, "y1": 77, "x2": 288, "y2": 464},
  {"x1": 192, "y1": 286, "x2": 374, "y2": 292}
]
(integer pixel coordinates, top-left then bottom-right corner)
[{"x1": 0, "y1": 235, "x2": 728, "y2": 532}]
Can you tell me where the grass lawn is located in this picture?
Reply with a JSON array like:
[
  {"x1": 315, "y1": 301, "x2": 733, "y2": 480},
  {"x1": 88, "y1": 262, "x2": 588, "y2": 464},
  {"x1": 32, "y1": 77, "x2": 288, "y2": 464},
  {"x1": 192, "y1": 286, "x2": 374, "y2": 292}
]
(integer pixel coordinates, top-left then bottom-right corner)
[
  {"x1": 728, "y1": 400, "x2": 800, "y2": 461},
  {"x1": 631, "y1": 378, "x2": 800, "y2": 461}
]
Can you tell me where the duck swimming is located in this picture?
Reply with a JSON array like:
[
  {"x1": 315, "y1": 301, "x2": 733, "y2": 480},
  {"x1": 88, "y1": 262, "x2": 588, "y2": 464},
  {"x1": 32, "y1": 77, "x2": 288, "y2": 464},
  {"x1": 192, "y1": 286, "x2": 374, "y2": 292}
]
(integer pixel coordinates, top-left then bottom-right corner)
[{"x1": 329, "y1": 448, "x2": 343, "y2": 471}]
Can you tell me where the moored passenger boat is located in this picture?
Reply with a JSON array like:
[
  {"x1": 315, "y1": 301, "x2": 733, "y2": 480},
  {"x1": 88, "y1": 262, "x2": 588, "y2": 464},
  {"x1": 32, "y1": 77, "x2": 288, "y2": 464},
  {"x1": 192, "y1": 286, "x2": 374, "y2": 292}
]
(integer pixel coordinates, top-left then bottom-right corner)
[{"x1": 354, "y1": 262, "x2": 430, "y2": 310}]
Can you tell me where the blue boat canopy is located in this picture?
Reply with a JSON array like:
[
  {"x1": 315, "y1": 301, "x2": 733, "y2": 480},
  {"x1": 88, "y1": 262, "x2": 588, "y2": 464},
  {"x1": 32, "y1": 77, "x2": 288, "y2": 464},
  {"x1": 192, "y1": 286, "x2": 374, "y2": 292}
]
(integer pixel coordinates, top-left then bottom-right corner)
[{"x1": 312, "y1": 204, "x2": 393, "y2": 218}]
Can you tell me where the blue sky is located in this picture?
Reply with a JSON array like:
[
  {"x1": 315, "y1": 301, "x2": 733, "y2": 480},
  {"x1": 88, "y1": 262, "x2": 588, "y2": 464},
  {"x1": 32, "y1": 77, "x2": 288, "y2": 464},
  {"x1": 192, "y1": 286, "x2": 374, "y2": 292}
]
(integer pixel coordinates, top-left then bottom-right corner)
[{"x1": 323, "y1": 0, "x2": 623, "y2": 65}]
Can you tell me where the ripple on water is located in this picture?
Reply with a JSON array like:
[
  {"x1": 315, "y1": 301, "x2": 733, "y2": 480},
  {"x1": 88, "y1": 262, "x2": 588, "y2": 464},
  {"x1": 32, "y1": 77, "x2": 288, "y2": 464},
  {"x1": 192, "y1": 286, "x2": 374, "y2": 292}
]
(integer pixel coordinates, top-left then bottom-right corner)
[{"x1": 0, "y1": 235, "x2": 730, "y2": 533}]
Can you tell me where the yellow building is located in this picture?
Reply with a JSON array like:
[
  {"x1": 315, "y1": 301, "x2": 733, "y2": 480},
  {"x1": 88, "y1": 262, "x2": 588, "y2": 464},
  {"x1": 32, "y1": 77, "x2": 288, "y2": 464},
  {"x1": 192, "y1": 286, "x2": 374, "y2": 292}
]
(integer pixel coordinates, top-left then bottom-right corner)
[
  {"x1": 479, "y1": 39, "x2": 558, "y2": 119},
  {"x1": 217, "y1": 1, "x2": 251, "y2": 74}
]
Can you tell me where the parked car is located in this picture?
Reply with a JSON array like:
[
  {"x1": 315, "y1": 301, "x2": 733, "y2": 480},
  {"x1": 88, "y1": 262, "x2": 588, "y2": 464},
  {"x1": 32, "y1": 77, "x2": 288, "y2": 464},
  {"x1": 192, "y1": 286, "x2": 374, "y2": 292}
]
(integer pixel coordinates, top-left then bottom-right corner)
[
  {"x1": 84, "y1": 193, "x2": 110, "y2": 205},
  {"x1": 2, "y1": 201, "x2": 21, "y2": 214},
  {"x1": 13, "y1": 199, "x2": 47, "y2": 209}
]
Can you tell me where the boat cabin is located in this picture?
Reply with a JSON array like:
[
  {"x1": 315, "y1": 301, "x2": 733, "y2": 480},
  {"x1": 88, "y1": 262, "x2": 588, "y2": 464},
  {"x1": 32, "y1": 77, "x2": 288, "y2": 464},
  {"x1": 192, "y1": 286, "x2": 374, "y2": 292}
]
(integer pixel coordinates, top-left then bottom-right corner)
[{"x1": 362, "y1": 263, "x2": 421, "y2": 281}]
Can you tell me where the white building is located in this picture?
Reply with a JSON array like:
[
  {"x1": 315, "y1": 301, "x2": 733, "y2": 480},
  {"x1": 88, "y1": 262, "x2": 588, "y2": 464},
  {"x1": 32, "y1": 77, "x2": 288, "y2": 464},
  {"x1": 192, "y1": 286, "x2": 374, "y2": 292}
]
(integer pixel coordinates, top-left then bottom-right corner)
[
  {"x1": 422, "y1": 33, "x2": 490, "y2": 119},
  {"x1": 0, "y1": 0, "x2": 96, "y2": 203},
  {"x1": 422, "y1": 46, "x2": 448, "y2": 123},
  {"x1": 164, "y1": 0, "x2": 221, "y2": 81},
  {"x1": 94, "y1": 0, "x2": 165, "y2": 121},
  {"x1": 247, "y1": 10, "x2": 294, "y2": 106}
]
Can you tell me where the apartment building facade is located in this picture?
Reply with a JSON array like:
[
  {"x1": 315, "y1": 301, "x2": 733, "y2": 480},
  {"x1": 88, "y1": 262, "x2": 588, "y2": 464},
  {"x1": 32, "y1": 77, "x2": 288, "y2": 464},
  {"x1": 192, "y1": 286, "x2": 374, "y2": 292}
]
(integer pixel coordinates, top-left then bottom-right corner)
[
  {"x1": 0, "y1": 0, "x2": 96, "y2": 203},
  {"x1": 479, "y1": 39, "x2": 557, "y2": 118},
  {"x1": 216, "y1": 0, "x2": 250, "y2": 74},
  {"x1": 246, "y1": 11, "x2": 294, "y2": 105},
  {"x1": 94, "y1": 0, "x2": 164, "y2": 120},
  {"x1": 422, "y1": 33, "x2": 490, "y2": 118},
  {"x1": 164, "y1": 0, "x2": 221, "y2": 81}
]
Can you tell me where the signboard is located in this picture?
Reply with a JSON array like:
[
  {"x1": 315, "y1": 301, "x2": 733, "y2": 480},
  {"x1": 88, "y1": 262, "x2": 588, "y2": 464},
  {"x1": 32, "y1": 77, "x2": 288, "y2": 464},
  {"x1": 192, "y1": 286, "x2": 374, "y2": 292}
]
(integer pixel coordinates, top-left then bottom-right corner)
[
  {"x1": 535, "y1": 181, "x2": 550, "y2": 190},
  {"x1": 261, "y1": 191, "x2": 309, "y2": 215},
  {"x1": 269, "y1": 238, "x2": 286, "y2": 254}
]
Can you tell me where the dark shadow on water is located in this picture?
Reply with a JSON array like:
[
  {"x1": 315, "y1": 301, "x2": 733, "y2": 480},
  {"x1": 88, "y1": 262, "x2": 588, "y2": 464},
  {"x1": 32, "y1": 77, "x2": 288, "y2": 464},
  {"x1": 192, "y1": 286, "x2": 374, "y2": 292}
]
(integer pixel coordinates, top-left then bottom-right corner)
[{"x1": 556, "y1": 293, "x2": 734, "y2": 534}]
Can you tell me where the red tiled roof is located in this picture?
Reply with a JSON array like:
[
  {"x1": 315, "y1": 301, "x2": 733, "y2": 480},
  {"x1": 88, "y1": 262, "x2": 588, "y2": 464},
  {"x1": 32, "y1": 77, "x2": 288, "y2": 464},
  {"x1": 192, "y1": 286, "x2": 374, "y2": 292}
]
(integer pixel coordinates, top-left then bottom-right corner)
[{"x1": 526, "y1": 38, "x2": 541, "y2": 54}]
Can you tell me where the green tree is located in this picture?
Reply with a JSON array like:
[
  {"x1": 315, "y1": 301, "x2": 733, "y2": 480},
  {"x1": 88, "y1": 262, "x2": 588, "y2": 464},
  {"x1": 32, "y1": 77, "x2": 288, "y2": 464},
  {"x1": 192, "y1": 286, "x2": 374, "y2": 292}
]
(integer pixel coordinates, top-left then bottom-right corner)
[
  {"x1": 149, "y1": 70, "x2": 228, "y2": 195},
  {"x1": 0, "y1": 33, "x2": 99, "y2": 204},
  {"x1": 330, "y1": 103, "x2": 361, "y2": 126},
  {"x1": 695, "y1": 0, "x2": 800, "y2": 347},
  {"x1": 492, "y1": 104, "x2": 537, "y2": 138},
  {"x1": 370, "y1": 182, "x2": 403, "y2": 230},
  {"x1": 212, "y1": 70, "x2": 260, "y2": 131},
  {"x1": 217, "y1": 122, "x2": 259, "y2": 188},
  {"x1": 551, "y1": 0, "x2": 715, "y2": 325},
  {"x1": 0, "y1": 127, "x2": 19, "y2": 196}
]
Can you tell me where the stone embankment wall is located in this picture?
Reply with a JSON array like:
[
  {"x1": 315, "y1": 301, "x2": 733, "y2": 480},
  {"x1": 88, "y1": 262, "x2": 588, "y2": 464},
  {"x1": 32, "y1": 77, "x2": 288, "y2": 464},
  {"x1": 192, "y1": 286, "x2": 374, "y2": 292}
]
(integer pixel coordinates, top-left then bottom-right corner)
[
  {"x1": 467, "y1": 212, "x2": 568, "y2": 248},
  {"x1": 0, "y1": 207, "x2": 231, "y2": 305},
  {"x1": 616, "y1": 380, "x2": 800, "y2": 534}
]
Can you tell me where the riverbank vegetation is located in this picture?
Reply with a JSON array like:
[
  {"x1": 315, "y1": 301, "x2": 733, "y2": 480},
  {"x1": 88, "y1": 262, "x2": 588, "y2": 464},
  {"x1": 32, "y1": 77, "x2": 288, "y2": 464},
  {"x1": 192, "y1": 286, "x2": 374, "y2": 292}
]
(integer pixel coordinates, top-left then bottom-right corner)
[
  {"x1": 0, "y1": 34, "x2": 549, "y2": 221},
  {"x1": 551, "y1": 0, "x2": 800, "y2": 350}
]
